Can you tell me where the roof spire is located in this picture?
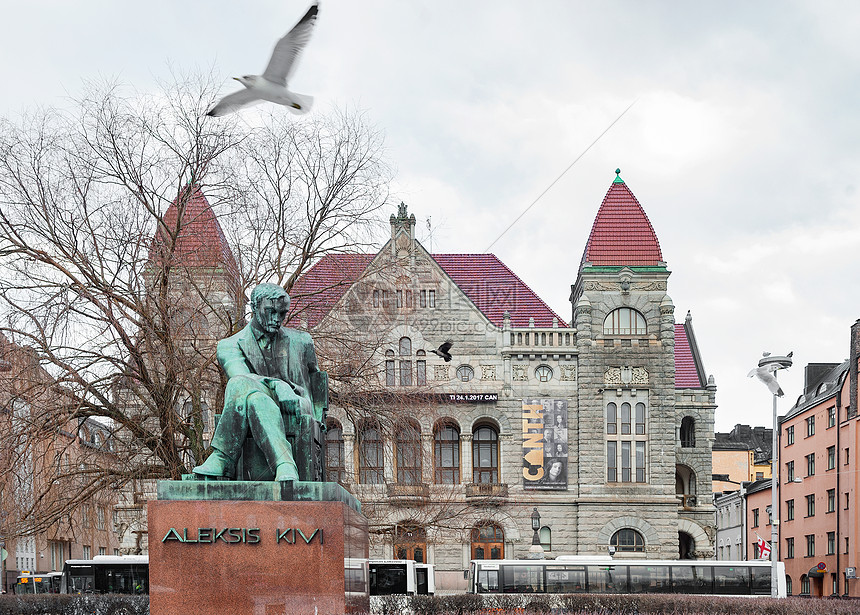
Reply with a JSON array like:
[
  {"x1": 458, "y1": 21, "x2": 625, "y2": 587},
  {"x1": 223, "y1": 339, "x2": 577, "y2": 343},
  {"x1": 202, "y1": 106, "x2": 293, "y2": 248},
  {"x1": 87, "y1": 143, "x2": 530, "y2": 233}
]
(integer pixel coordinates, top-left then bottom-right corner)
[{"x1": 613, "y1": 168, "x2": 624, "y2": 184}]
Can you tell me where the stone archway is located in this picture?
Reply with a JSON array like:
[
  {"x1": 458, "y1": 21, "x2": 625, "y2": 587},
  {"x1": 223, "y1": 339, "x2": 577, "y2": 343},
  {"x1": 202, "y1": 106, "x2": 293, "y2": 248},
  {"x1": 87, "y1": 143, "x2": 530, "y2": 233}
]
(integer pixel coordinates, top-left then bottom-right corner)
[{"x1": 677, "y1": 518, "x2": 712, "y2": 559}]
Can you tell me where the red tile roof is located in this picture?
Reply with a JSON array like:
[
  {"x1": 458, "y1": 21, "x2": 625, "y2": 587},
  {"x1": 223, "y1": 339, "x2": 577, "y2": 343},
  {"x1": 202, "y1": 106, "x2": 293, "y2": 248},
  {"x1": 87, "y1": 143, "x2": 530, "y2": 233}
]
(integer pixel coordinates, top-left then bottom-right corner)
[
  {"x1": 151, "y1": 185, "x2": 239, "y2": 277},
  {"x1": 287, "y1": 253, "x2": 568, "y2": 329},
  {"x1": 674, "y1": 323, "x2": 704, "y2": 388},
  {"x1": 581, "y1": 179, "x2": 663, "y2": 267}
]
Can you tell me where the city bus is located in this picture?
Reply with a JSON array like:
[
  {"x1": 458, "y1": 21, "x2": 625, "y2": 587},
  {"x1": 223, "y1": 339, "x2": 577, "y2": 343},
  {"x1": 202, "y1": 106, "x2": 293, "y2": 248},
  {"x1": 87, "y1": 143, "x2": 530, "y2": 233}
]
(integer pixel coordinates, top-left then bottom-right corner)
[
  {"x1": 61, "y1": 555, "x2": 149, "y2": 594},
  {"x1": 468, "y1": 557, "x2": 786, "y2": 598},
  {"x1": 14, "y1": 572, "x2": 61, "y2": 594}
]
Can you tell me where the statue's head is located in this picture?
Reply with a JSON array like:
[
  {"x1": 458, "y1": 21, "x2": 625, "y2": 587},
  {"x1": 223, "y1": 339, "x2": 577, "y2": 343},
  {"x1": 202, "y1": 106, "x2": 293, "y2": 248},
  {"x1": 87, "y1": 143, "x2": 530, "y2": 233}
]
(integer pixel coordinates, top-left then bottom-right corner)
[{"x1": 250, "y1": 283, "x2": 290, "y2": 335}]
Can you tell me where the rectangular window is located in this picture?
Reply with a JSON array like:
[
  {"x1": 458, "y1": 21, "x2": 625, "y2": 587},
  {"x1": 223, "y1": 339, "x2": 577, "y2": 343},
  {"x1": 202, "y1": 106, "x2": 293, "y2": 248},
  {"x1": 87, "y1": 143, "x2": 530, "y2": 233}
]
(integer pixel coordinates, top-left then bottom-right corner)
[
  {"x1": 786, "y1": 425, "x2": 795, "y2": 445},
  {"x1": 753, "y1": 508, "x2": 759, "y2": 527},
  {"x1": 405, "y1": 290, "x2": 413, "y2": 307},
  {"x1": 847, "y1": 448, "x2": 851, "y2": 465},
  {"x1": 114, "y1": 549, "x2": 120, "y2": 556},
  {"x1": 828, "y1": 446, "x2": 836, "y2": 470},
  {"x1": 806, "y1": 453, "x2": 815, "y2": 476},
  {"x1": 635, "y1": 442, "x2": 645, "y2": 482},
  {"x1": 83, "y1": 545, "x2": 91, "y2": 560},
  {"x1": 396, "y1": 290, "x2": 403, "y2": 308},
  {"x1": 399, "y1": 360, "x2": 412, "y2": 386},
  {"x1": 606, "y1": 403, "x2": 617, "y2": 434},
  {"x1": 806, "y1": 494, "x2": 815, "y2": 517},
  {"x1": 621, "y1": 441, "x2": 631, "y2": 482},
  {"x1": 806, "y1": 534, "x2": 815, "y2": 557},
  {"x1": 786, "y1": 499, "x2": 794, "y2": 521},
  {"x1": 428, "y1": 290, "x2": 436, "y2": 307},
  {"x1": 806, "y1": 416, "x2": 815, "y2": 437},
  {"x1": 420, "y1": 290, "x2": 427, "y2": 308},
  {"x1": 373, "y1": 289, "x2": 380, "y2": 307},
  {"x1": 828, "y1": 406, "x2": 836, "y2": 428},
  {"x1": 756, "y1": 471, "x2": 764, "y2": 480},
  {"x1": 828, "y1": 532, "x2": 836, "y2": 555},
  {"x1": 385, "y1": 360, "x2": 395, "y2": 386},
  {"x1": 635, "y1": 403, "x2": 645, "y2": 435},
  {"x1": 828, "y1": 489, "x2": 836, "y2": 512},
  {"x1": 607, "y1": 441, "x2": 617, "y2": 482},
  {"x1": 416, "y1": 360, "x2": 426, "y2": 386},
  {"x1": 96, "y1": 507, "x2": 105, "y2": 531},
  {"x1": 98, "y1": 547, "x2": 106, "y2": 556},
  {"x1": 846, "y1": 492, "x2": 851, "y2": 510},
  {"x1": 847, "y1": 537, "x2": 850, "y2": 554},
  {"x1": 786, "y1": 537, "x2": 795, "y2": 558},
  {"x1": 786, "y1": 460, "x2": 795, "y2": 482},
  {"x1": 382, "y1": 290, "x2": 390, "y2": 309}
]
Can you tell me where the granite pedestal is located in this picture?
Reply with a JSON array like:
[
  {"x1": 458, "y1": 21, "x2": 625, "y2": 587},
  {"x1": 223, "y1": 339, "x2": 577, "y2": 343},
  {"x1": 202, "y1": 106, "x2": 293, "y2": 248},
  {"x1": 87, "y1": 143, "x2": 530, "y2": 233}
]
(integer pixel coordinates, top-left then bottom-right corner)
[{"x1": 148, "y1": 481, "x2": 368, "y2": 615}]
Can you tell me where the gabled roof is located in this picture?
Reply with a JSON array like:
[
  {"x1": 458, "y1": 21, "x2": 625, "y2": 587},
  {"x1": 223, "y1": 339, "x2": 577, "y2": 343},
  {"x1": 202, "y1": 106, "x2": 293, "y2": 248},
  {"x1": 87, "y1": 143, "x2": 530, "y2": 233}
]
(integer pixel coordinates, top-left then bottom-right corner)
[
  {"x1": 581, "y1": 173, "x2": 664, "y2": 269},
  {"x1": 287, "y1": 252, "x2": 568, "y2": 329},
  {"x1": 151, "y1": 184, "x2": 239, "y2": 277}
]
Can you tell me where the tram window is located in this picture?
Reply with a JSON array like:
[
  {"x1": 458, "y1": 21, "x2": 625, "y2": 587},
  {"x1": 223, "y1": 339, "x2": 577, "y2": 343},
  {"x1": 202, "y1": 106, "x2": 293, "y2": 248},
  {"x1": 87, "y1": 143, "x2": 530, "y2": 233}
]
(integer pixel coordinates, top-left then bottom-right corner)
[
  {"x1": 587, "y1": 565, "x2": 628, "y2": 594},
  {"x1": 671, "y1": 566, "x2": 712, "y2": 594},
  {"x1": 369, "y1": 564, "x2": 408, "y2": 595},
  {"x1": 477, "y1": 569, "x2": 499, "y2": 593},
  {"x1": 628, "y1": 566, "x2": 671, "y2": 593},
  {"x1": 502, "y1": 565, "x2": 545, "y2": 593},
  {"x1": 545, "y1": 566, "x2": 586, "y2": 593},
  {"x1": 713, "y1": 566, "x2": 750, "y2": 595},
  {"x1": 750, "y1": 567, "x2": 771, "y2": 595}
]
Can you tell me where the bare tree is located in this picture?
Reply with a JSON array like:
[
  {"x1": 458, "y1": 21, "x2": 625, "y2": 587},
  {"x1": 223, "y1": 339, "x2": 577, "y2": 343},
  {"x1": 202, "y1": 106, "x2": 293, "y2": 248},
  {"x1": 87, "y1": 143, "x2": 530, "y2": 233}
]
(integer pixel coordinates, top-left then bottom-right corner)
[{"x1": 0, "y1": 74, "x2": 393, "y2": 538}]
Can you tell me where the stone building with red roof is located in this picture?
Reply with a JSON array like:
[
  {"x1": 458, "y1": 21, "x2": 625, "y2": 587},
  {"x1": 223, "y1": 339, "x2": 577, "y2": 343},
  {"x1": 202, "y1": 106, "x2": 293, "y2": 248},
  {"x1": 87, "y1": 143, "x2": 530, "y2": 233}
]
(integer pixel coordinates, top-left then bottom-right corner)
[{"x1": 285, "y1": 170, "x2": 717, "y2": 591}]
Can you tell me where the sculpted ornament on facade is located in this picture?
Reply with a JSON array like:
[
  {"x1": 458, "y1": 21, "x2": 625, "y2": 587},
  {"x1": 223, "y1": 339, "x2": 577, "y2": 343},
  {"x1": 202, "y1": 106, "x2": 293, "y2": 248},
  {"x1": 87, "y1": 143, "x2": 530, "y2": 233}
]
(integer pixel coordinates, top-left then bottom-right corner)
[
  {"x1": 604, "y1": 367, "x2": 622, "y2": 386},
  {"x1": 631, "y1": 367, "x2": 649, "y2": 385},
  {"x1": 604, "y1": 366, "x2": 649, "y2": 386},
  {"x1": 584, "y1": 281, "x2": 617, "y2": 291},
  {"x1": 480, "y1": 364, "x2": 496, "y2": 380},
  {"x1": 434, "y1": 365, "x2": 449, "y2": 381},
  {"x1": 560, "y1": 365, "x2": 577, "y2": 382},
  {"x1": 512, "y1": 365, "x2": 528, "y2": 381},
  {"x1": 632, "y1": 281, "x2": 667, "y2": 291}
]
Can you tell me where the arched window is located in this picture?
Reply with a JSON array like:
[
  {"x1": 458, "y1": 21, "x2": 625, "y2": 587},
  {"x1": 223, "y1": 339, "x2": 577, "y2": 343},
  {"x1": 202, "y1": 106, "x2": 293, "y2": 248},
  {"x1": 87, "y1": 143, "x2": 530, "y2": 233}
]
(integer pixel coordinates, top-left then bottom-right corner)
[
  {"x1": 394, "y1": 525, "x2": 427, "y2": 562},
  {"x1": 471, "y1": 523, "x2": 504, "y2": 560},
  {"x1": 434, "y1": 422, "x2": 460, "y2": 484},
  {"x1": 540, "y1": 526, "x2": 552, "y2": 552},
  {"x1": 385, "y1": 350, "x2": 395, "y2": 386},
  {"x1": 800, "y1": 574, "x2": 810, "y2": 595},
  {"x1": 399, "y1": 337, "x2": 412, "y2": 386},
  {"x1": 680, "y1": 416, "x2": 695, "y2": 448},
  {"x1": 786, "y1": 575, "x2": 792, "y2": 596},
  {"x1": 326, "y1": 420, "x2": 346, "y2": 483},
  {"x1": 535, "y1": 365, "x2": 553, "y2": 382},
  {"x1": 358, "y1": 422, "x2": 384, "y2": 484},
  {"x1": 416, "y1": 350, "x2": 426, "y2": 386},
  {"x1": 396, "y1": 421, "x2": 422, "y2": 484},
  {"x1": 603, "y1": 307, "x2": 647, "y2": 335},
  {"x1": 611, "y1": 529, "x2": 645, "y2": 552},
  {"x1": 472, "y1": 424, "x2": 499, "y2": 484}
]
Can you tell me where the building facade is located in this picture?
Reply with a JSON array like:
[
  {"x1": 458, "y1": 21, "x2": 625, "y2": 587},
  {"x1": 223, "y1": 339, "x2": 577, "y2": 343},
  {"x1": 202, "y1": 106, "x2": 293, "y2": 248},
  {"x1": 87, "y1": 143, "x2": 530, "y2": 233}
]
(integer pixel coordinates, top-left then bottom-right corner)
[{"x1": 289, "y1": 171, "x2": 717, "y2": 591}]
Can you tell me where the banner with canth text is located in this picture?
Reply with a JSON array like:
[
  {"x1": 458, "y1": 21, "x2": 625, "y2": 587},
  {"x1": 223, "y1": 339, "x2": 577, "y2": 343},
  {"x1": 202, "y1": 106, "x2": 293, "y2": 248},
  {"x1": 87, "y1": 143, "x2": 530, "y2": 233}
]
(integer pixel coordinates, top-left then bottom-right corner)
[{"x1": 522, "y1": 398, "x2": 568, "y2": 490}]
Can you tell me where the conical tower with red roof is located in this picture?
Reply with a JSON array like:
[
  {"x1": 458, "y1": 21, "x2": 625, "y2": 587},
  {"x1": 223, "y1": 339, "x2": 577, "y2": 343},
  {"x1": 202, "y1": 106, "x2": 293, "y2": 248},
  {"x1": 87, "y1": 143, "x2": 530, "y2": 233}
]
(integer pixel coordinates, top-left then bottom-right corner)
[{"x1": 570, "y1": 170, "x2": 715, "y2": 560}]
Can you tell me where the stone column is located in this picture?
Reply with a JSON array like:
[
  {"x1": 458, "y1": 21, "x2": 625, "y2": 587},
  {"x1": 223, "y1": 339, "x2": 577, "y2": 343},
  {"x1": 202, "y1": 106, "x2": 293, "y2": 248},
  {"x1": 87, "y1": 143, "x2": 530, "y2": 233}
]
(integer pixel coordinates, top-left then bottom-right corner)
[
  {"x1": 342, "y1": 433, "x2": 356, "y2": 484},
  {"x1": 422, "y1": 433, "x2": 434, "y2": 484},
  {"x1": 461, "y1": 434, "x2": 473, "y2": 484},
  {"x1": 384, "y1": 436, "x2": 395, "y2": 483}
]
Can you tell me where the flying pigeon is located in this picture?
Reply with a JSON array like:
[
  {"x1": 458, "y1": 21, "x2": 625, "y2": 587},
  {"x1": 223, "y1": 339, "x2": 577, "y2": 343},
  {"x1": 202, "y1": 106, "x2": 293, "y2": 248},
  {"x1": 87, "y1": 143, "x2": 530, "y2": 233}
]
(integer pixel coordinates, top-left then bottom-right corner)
[
  {"x1": 748, "y1": 362, "x2": 785, "y2": 397},
  {"x1": 207, "y1": 2, "x2": 319, "y2": 117},
  {"x1": 431, "y1": 341, "x2": 453, "y2": 362}
]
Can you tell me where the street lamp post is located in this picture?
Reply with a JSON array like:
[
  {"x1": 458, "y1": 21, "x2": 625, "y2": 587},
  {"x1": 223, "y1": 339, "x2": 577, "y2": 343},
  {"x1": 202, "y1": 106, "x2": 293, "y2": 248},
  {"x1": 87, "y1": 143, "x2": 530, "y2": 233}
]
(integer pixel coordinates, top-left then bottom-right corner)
[
  {"x1": 528, "y1": 507, "x2": 544, "y2": 559},
  {"x1": 756, "y1": 353, "x2": 792, "y2": 598}
]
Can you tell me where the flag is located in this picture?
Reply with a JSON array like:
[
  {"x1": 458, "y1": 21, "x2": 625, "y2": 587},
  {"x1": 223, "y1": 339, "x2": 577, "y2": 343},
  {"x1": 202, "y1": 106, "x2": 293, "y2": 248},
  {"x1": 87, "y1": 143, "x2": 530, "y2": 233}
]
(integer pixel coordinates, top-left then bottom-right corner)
[{"x1": 756, "y1": 533, "x2": 772, "y2": 560}]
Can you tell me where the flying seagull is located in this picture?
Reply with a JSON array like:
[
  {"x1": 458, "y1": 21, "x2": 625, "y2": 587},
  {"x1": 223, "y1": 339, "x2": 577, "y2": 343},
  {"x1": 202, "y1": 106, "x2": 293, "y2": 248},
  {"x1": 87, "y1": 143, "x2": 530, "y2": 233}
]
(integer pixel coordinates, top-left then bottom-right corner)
[
  {"x1": 747, "y1": 362, "x2": 785, "y2": 397},
  {"x1": 431, "y1": 341, "x2": 453, "y2": 362},
  {"x1": 207, "y1": 2, "x2": 319, "y2": 117}
]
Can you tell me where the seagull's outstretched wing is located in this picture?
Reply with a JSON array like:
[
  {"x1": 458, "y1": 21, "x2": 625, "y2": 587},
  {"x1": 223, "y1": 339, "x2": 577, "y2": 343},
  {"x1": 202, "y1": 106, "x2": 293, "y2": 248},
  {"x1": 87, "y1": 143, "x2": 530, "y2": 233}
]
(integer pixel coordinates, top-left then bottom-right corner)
[
  {"x1": 207, "y1": 89, "x2": 262, "y2": 117},
  {"x1": 263, "y1": 2, "x2": 319, "y2": 86}
]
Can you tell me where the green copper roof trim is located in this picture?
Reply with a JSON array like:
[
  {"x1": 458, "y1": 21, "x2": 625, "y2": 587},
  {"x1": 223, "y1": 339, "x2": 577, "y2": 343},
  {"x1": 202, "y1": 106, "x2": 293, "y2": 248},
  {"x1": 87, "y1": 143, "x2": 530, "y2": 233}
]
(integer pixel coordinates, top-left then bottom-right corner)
[
  {"x1": 613, "y1": 168, "x2": 625, "y2": 184},
  {"x1": 581, "y1": 265, "x2": 668, "y2": 273}
]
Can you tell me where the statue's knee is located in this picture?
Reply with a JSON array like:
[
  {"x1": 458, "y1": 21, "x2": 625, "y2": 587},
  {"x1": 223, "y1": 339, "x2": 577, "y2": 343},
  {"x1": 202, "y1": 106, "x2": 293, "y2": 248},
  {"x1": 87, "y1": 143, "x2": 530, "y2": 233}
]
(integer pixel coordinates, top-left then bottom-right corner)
[{"x1": 225, "y1": 375, "x2": 259, "y2": 399}]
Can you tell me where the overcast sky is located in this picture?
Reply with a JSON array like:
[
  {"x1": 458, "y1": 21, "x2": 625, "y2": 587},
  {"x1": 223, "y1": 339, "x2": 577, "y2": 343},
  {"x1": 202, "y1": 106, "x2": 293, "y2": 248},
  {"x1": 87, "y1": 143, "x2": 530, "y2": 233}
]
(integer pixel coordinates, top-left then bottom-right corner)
[{"x1": 2, "y1": 1, "x2": 858, "y2": 431}]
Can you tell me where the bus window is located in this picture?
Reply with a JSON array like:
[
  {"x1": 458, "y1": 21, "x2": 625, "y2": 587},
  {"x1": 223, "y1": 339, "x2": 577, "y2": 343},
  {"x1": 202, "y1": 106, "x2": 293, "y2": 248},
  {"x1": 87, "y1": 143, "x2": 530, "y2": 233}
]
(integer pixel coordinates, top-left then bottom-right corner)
[
  {"x1": 671, "y1": 565, "x2": 712, "y2": 594},
  {"x1": 545, "y1": 566, "x2": 586, "y2": 593},
  {"x1": 502, "y1": 565, "x2": 545, "y2": 594},
  {"x1": 628, "y1": 566, "x2": 671, "y2": 593},
  {"x1": 713, "y1": 566, "x2": 750, "y2": 595},
  {"x1": 587, "y1": 565, "x2": 628, "y2": 593},
  {"x1": 369, "y1": 564, "x2": 407, "y2": 595},
  {"x1": 750, "y1": 566, "x2": 771, "y2": 595},
  {"x1": 477, "y1": 568, "x2": 499, "y2": 593}
]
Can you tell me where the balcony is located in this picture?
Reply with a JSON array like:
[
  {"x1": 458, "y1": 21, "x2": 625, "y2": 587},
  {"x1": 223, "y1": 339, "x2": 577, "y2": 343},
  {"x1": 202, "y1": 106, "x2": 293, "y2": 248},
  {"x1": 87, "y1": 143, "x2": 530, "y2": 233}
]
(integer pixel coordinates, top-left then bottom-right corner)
[
  {"x1": 387, "y1": 483, "x2": 430, "y2": 506},
  {"x1": 465, "y1": 482, "x2": 509, "y2": 505}
]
